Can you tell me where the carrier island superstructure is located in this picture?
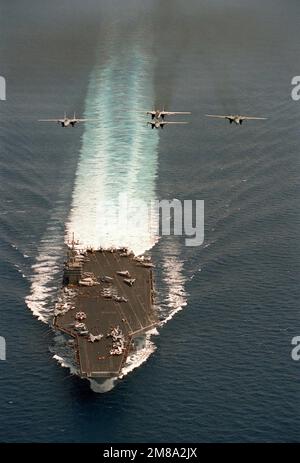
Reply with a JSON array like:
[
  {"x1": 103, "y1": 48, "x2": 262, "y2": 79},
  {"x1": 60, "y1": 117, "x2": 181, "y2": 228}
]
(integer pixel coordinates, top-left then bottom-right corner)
[{"x1": 53, "y1": 242, "x2": 157, "y2": 381}]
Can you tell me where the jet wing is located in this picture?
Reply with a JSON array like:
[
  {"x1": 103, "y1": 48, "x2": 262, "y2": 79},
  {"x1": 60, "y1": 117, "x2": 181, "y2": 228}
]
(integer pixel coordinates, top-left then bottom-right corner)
[
  {"x1": 161, "y1": 111, "x2": 191, "y2": 116},
  {"x1": 240, "y1": 116, "x2": 267, "y2": 120},
  {"x1": 38, "y1": 119, "x2": 62, "y2": 122},
  {"x1": 72, "y1": 118, "x2": 97, "y2": 122},
  {"x1": 205, "y1": 115, "x2": 230, "y2": 119},
  {"x1": 160, "y1": 121, "x2": 189, "y2": 125}
]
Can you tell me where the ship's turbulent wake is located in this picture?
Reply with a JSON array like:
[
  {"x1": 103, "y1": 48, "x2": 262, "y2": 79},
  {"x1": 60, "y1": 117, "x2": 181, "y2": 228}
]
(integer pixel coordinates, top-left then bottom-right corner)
[{"x1": 66, "y1": 47, "x2": 159, "y2": 255}]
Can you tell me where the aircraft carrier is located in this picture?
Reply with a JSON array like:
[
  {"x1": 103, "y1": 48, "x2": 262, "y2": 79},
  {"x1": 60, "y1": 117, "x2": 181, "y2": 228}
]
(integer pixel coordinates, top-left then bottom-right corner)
[{"x1": 53, "y1": 242, "x2": 157, "y2": 381}]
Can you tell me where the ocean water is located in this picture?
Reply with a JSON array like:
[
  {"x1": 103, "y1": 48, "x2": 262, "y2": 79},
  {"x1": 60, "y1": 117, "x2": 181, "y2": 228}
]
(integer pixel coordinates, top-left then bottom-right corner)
[{"x1": 0, "y1": 0, "x2": 300, "y2": 442}]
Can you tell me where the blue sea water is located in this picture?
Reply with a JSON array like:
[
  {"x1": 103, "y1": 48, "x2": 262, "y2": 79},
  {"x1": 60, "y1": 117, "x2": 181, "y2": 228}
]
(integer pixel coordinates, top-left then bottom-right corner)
[{"x1": 0, "y1": 0, "x2": 300, "y2": 442}]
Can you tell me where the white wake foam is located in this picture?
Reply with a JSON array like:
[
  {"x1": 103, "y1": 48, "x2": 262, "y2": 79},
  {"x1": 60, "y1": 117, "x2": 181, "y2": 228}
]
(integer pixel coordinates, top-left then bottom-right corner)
[
  {"x1": 89, "y1": 378, "x2": 117, "y2": 393},
  {"x1": 51, "y1": 332, "x2": 78, "y2": 376},
  {"x1": 120, "y1": 329, "x2": 158, "y2": 378},
  {"x1": 157, "y1": 240, "x2": 188, "y2": 326},
  {"x1": 66, "y1": 47, "x2": 159, "y2": 255},
  {"x1": 25, "y1": 202, "x2": 65, "y2": 323}
]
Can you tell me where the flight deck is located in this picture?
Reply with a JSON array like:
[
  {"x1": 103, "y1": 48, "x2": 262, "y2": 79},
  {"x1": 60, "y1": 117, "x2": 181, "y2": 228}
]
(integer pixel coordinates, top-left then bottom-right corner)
[{"x1": 53, "y1": 248, "x2": 157, "y2": 379}]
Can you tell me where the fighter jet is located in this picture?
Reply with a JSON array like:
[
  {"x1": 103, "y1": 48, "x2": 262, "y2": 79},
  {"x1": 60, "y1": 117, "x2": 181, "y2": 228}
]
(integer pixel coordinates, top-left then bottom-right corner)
[
  {"x1": 38, "y1": 112, "x2": 95, "y2": 127},
  {"x1": 205, "y1": 114, "x2": 267, "y2": 125},
  {"x1": 146, "y1": 108, "x2": 191, "y2": 120},
  {"x1": 147, "y1": 119, "x2": 189, "y2": 129}
]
